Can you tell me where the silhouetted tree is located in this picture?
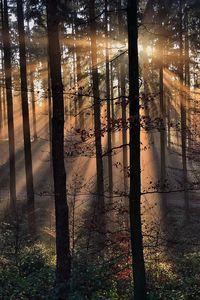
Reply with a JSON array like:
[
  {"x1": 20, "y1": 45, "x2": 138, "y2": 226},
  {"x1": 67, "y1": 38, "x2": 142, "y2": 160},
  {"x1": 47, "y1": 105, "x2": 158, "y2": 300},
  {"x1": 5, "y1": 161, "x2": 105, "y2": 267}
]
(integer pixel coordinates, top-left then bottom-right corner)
[
  {"x1": 89, "y1": 0, "x2": 105, "y2": 242},
  {"x1": 17, "y1": 0, "x2": 35, "y2": 233},
  {"x1": 46, "y1": 0, "x2": 71, "y2": 286},
  {"x1": 128, "y1": 0, "x2": 147, "y2": 298},
  {"x1": 1, "y1": 0, "x2": 17, "y2": 211}
]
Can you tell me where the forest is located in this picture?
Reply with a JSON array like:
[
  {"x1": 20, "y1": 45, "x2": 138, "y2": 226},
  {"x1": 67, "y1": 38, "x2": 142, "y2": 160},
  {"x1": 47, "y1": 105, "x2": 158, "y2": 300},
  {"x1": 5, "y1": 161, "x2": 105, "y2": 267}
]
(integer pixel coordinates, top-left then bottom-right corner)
[{"x1": 0, "y1": 0, "x2": 200, "y2": 299}]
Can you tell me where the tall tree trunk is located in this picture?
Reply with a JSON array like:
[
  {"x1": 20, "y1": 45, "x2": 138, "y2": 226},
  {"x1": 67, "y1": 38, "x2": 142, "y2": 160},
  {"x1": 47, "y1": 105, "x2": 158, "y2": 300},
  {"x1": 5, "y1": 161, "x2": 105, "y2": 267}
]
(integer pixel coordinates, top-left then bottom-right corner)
[
  {"x1": 0, "y1": 53, "x2": 3, "y2": 135},
  {"x1": 89, "y1": 0, "x2": 105, "y2": 241},
  {"x1": 71, "y1": 15, "x2": 78, "y2": 129},
  {"x1": 110, "y1": 61, "x2": 115, "y2": 121},
  {"x1": 30, "y1": 72, "x2": 37, "y2": 140},
  {"x1": 73, "y1": 8, "x2": 84, "y2": 131},
  {"x1": 74, "y1": 11, "x2": 84, "y2": 131},
  {"x1": 110, "y1": 60, "x2": 116, "y2": 146},
  {"x1": 0, "y1": 88, "x2": 2, "y2": 135},
  {"x1": 158, "y1": 5, "x2": 167, "y2": 215},
  {"x1": 46, "y1": 56, "x2": 54, "y2": 200},
  {"x1": 47, "y1": 58, "x2": 52, "y2": 157},
  {"x1": 118, "y1": 0, "x2": 128, "y2": 193},
  {"x1": 127, "y1": 0, "x2": 147, "y2": 299},
  {"x1": 27, "y1": 23, "x2": 37, "y2": 141},
  {"x1": 76, "y1": 48, "x2": 84, "y2": 130},
  {"x1": 179, "y1": 0, "x2": 189, "y2": 221},
  {"x1": 184, "y1": 8, "x2": 191, "y2": 148},
  {"x1": 160, "y1": 63, "x2": 166, "y2": 188},
  {"x1": 46, "y1": 0, "x2": 71, "y2": 286},
  {"x1": 167, "y1": 93, "x2": 171, "y2": 148},
  {"x1": 1, "y1": 0, "x2": 17, "y2": 211},
  {"x1": 1, "y1": 56, "x2": 7, "y2": 135},
  {"x1": 16, "y1": 0, "x2": 35, "y2": 233},
  {"x1": 105, "y1": 0, "x2": 113, "y2": 196},
  {"x1": 159, "y1": 49, "x2": 168, "y2": 221}
]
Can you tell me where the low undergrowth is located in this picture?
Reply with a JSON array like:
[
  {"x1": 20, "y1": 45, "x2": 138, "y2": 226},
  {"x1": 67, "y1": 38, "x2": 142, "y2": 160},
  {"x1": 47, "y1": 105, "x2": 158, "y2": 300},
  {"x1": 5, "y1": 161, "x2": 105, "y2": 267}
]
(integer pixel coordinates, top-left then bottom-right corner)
[
  {"x1": 1, "y1": 241, "x2": 200, "y2": 299},
  {"x1": 1, "y1": 207, "x2": 200, "y2": 299}
]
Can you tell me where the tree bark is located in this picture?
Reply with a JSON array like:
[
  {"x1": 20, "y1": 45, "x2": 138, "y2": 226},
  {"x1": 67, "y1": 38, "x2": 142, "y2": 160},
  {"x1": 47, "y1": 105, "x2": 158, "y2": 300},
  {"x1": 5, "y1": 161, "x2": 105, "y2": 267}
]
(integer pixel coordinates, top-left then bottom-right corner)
[
  {"x1": 0, "y1": 61, "x2": 3, "y2": 135},
  {"x1": 127, "y1": 0, "x2": 147, "y2": 299},
  {"x1": 184, "y1": 8, "x2": 191, "y2": 148},
  {"x1": 27, "y1": 23, "x2": 37, "y2": 141},
  {"x1": 1, "y1": 56, "x2": 7, "y2": 135},
  {"x1": 74, "y1": 10, "x2": 84, "y2": 131},
  {"x1": 1, "y1": 0, "x2": 17, "y2": 211},
  {"x1": 179, "y1": 0, "x2": 189, "y2": 221},
  {"x1": 118, "y1": 0, "x2": 128, "y2": 194},
  {"x1": 17, "y1": 0, "x2": 35, "y2": 233},
  {"x1": 30, "y1": 72, "x2": 37, "y2": 140},
  {"x1": 89, "y1": 0, "x2": 105, "y2": 241},
  {"x1": 105, "y1": 0, "x2": 113, "y2": 196},
  {"x1": 46, "y1": 0, "x2": 71, "y2": 286},
  {"x1": 158, "y1": 3, "x2": 167, "y2": 215}
]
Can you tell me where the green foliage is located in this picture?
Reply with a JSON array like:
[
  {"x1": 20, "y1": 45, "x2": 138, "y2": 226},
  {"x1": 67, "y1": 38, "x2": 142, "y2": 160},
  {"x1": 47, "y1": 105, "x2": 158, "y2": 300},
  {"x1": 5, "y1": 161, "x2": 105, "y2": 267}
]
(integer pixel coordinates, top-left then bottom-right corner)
[
  {"x1": 1, "y1": 228, "x2": 200, "y2": 300},
  {"x1": 0, "y1": 244, "x2": 55, "y2": 300},
  {"x1": 18, "y1": 244, "x2": 50, "y2": 276},
  {"x1": 68, "y1": 248, "x2": 133, "y2": 300},
  {"x1": 146, "y1": 251, "x2": 200, "y2": 300},
  {"x1": 0, "y1": 242, "x2": 130, "y2": 300}
]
